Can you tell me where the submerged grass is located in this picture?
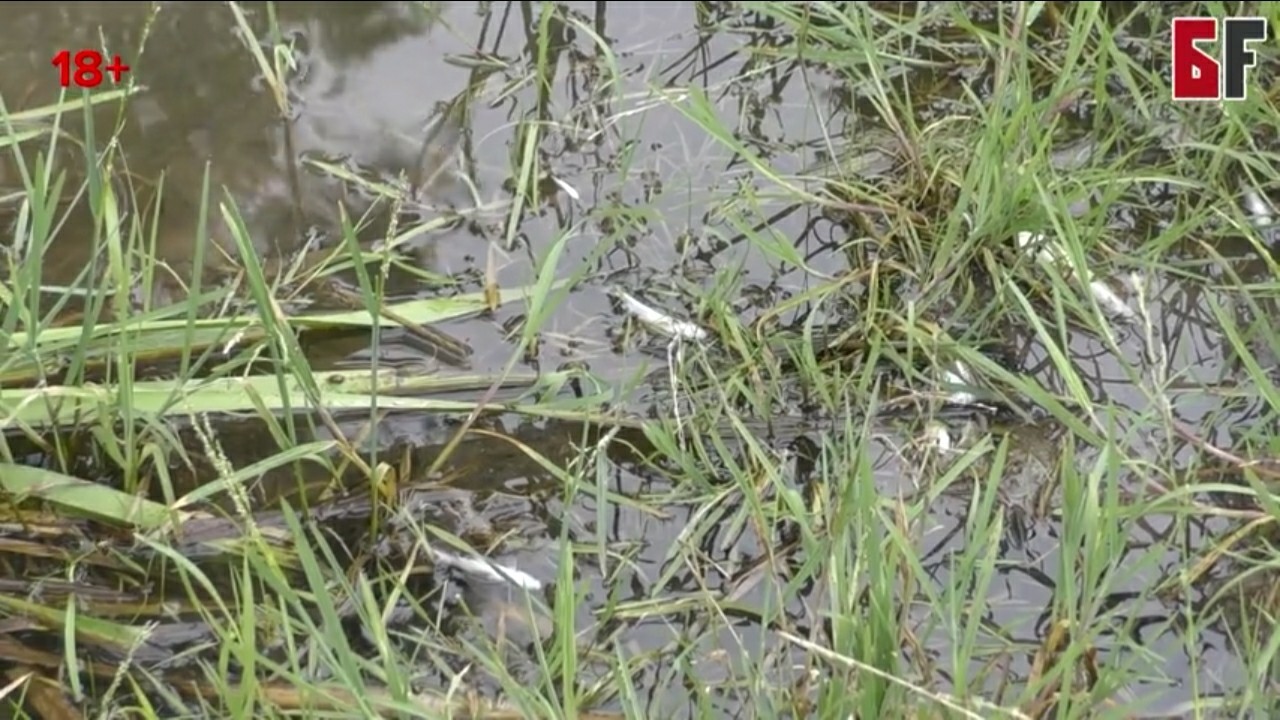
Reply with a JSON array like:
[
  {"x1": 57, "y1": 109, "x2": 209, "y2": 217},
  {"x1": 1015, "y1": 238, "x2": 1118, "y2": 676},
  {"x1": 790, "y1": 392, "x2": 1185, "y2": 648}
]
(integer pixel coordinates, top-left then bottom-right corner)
[{"x1": 3, "y1": 1, "x2": 1280, "y2": 719}]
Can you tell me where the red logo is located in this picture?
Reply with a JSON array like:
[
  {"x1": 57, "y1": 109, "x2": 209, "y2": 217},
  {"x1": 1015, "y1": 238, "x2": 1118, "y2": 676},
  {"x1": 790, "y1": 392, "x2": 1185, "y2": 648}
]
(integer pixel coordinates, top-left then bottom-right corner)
[
  {"x1": 51, "y1": 49, "x2": 131, "y2": 89},
  {"x1": 1171, "y1": 17, "x2": 1269, "y2": 101}
]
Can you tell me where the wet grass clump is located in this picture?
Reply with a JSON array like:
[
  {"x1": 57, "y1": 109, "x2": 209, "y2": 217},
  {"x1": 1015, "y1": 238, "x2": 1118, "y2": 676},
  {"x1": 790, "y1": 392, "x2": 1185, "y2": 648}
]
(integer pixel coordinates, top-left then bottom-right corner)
[{"x1": 4, "y1": 1, "x2": 1280, "y2": 718}]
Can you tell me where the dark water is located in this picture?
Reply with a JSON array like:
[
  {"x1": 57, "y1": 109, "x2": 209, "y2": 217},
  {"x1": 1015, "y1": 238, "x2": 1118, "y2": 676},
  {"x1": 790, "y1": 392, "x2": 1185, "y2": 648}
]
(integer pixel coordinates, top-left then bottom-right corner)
[{"x1": 0, "y1": 1, "x2": 1269, "y2": 716}]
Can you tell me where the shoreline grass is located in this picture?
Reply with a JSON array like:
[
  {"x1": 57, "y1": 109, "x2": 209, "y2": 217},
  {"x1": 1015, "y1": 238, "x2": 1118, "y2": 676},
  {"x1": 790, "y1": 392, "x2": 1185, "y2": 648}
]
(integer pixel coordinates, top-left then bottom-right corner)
[{"x1": 3, "y1": 2, "x2": 1280, "y2": 719}]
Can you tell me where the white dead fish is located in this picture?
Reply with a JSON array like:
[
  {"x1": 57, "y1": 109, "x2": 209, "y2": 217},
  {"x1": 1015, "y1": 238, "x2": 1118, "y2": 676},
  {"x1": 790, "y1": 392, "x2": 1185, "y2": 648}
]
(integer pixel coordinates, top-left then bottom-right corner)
[
  {"x1": 1015, "y1": 230, "x2": 1135, "y2": 323},
  {"x1": 1243, "y1": 188, "x2": 1274, "y2": 228},
  {"x1": 923, "y1": 422, "x2": 952, "y2": 454},
  {"x1": 1015, "y1": 231, "x2": 1065, "y2": 267},
  {"x1": 221, "y1": 327, "x2": 249, "y2": 356},
  {"x1": 431, "y1": 547, "x2": 543, "y2": 591},
  {"x1": 941, "y1": 362, "x2": 978, "y2": 406},
  {"x1": 550, "y1": 173, "x2": 580, "y2": 202},
  {"x1": 1088, "y1": 278, "x2": 1137, "y2": 322},
  {"x1": 615, "y1": 290, "x2": 709, "y2": 342}
]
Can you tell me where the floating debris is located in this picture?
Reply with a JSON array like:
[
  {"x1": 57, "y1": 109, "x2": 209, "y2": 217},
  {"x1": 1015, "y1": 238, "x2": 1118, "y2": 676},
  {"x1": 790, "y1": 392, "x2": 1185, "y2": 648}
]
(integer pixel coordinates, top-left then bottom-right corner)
[{"x1": 614, "y1": 289, "x2": 709, "y2": 342}]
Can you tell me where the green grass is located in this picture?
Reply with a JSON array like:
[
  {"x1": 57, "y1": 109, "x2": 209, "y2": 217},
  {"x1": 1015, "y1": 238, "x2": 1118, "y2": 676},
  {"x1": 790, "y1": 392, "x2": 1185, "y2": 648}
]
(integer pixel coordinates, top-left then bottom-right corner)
[{"x1": 3, "y1": 1, "x2": 1280, "y2": 718}]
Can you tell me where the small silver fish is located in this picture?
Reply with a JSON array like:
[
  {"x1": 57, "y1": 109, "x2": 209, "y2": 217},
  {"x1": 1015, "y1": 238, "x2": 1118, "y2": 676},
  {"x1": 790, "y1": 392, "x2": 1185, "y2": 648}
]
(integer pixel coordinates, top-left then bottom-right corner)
[{"x1": 613, "y1": 289, "x2": 708, "y2": 342}]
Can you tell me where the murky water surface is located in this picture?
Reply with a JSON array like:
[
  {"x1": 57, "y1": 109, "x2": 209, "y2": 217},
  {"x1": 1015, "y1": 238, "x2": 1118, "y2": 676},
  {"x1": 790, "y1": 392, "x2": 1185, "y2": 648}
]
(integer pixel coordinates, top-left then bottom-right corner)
[{"x1": 0, "y1": 1, "x2": 1270, "y2": 716}]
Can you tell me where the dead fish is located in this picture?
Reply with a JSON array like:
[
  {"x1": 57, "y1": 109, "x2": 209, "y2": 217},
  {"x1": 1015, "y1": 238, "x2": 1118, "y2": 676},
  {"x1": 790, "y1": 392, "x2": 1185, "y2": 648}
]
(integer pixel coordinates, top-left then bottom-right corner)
[
  {"x1": 430, "y1": 545, "x2": 543, "y2": 592},
  {"x1": 941, "y1": 361, "x2": 978, "y2": 407},
  {"x1": 1015, "y1": 231, "x2": 1136, "y2": 324},
  {"x1": 1243, "y1": 187, "x2": 1274, "y2": 228},
  {"x1": 612, "y1": 289, "x2": 708, "y2": 342}
]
